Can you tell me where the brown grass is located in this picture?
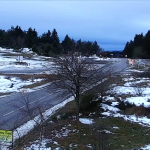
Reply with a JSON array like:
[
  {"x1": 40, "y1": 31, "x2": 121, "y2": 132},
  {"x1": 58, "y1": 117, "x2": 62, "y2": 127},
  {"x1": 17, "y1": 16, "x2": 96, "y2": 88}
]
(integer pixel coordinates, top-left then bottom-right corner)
[
  {"x1": 22, "y1": 80, "x2": 49, "y2": 89},
  {"x1": 0, "y1": 92, "x2": 11, "y2": 97},
  {"x1": 2, "y1": 53, "x2": 34, "y2": 58},
  {"x1": 0, "y1": 73, "x2": 57, "y2": 81},
  {"x1": 124, "y1": 105, "x2": 150, "y2": 117}
]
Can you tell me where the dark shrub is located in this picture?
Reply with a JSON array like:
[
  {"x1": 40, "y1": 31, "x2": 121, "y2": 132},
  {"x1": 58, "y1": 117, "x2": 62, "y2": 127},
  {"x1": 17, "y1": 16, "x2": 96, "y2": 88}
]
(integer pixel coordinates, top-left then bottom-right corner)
[
  {"x1": 116, "y1": 101, "x2": 135, "y2": 110},
  {"x1": 132, "y1": 71, "x2": 150, "y2": 78},
  {"x1": 80, "y1": 93, "x2": 101, "y2": 113}
]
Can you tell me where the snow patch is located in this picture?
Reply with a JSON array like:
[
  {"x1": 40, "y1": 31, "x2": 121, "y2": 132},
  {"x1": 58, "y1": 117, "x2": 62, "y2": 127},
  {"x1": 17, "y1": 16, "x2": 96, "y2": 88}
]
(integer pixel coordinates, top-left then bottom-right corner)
[
  {"x1": 0, "y1": 75, "x2": 43, "y2": 93},
  {"x1": 101, "y1": 103, "x2": 120, "y2": 113},
  {"x1": 125, "y1": 97, "x2": 150, "y2": 107},
  {"x1": 14, "y1": 96, "x2": 74, "y2": 141},
  {"x1": 79, "y1": 118, "x2": 93, "y2": 124}
]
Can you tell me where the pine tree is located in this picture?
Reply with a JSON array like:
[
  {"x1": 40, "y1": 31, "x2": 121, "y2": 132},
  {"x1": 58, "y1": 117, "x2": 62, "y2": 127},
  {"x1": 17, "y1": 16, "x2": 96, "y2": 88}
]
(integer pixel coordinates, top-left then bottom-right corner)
[
  {"x1": 61, "y1": 34, "x2": 74, "y2": 54},
  {"x1": 51, "y1": 29, "x2": 61, "y2": 54},
  {"x1": 143, "y1": 30, "x2": 150, "y2": 58}
]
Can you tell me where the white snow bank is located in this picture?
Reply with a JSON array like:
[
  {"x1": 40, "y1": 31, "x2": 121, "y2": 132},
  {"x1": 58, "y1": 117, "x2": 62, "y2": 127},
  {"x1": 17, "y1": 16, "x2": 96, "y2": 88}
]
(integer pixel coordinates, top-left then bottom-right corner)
[
  {"x1": 104, "y1": 96, "x2": 115, "y2": 101},
  {"x1": 101, "y1": 104, "x2": 120, "y2": 113},
  {"x1": 124, "y1": 79, "x2": 150, "y2": 87},
  {"x1": 14, "y1": 96, "x2": 74, "y2": 140},
  {"x1": 89, "y1": 54, "x2": 111, "y2": 61},
  {"x1": 21, "y1": 48, "x2": 31, "y2": 53},
  {"x1": 25, "y1": 139, "x2": 52, "y2": 150},
  {"x1": 79, "y1": 118, "x2": 93, "y2": 125},
  {"x1": 123, "y1": 77, "x2": 135, "y2": 82},
  {"x1": 0, "y1": 75, "x2": 43, "y2": 93},
  {"x1": 102, "y1": 112, "x2": 150, "y2": 127},
  {"x1": 0, "y1": 47, "x2": 13, "y2": 52},
  {"x1": 112, "y1": 86, "x2": 135, "y2": 95},
  {"x1": 140, "y1": 144, "x2": 150, "y2": 150},
  {"x1": 125, "y1": 97, "x2": 150, "y2": 107}
]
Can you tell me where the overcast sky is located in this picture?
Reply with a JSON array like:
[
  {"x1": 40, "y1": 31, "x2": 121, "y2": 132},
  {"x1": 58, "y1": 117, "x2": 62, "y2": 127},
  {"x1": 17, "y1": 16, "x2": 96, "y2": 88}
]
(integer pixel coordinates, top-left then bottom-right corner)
[{"x1": 0, "y1": 1, "x2": 150, "y2": 51}]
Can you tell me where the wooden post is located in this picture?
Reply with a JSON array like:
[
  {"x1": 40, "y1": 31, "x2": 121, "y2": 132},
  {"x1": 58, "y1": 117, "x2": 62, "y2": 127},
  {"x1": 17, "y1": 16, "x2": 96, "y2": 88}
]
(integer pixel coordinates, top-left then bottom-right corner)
[{"x1": 11, "y1": 130, "x2": 13, "y2": 150}]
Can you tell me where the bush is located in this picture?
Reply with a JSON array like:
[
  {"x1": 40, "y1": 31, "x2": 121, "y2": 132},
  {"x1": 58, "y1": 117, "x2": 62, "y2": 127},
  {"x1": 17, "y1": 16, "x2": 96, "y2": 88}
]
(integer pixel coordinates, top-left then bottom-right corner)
[
  {"x1": 133, "y1": 85, "x2": 144, "y2": 96},
  {"x1": 61, "y1": 111, "x2": 75, "y2": 120},
  {"x1": 116, "y1": 101, "x2": 135, "y2": 110},
  {"x1": 51, "y1": 115, "x2": 57, "y2": 122},
  {"x1": 125, "y1": 105, "x2": 149, "y2": 117},
  {"x1": 132, "y1": 71, "x2": 150, "y2": 78},
  {"x1": 117, "y1": 101, "x2": 150, "y2": 118},
  {"x1": 15, "y1": 62, "x2": 28, "y2": 66},
  {"x1": 80, "y1": 93, "x2": 101, "y2": 113}
]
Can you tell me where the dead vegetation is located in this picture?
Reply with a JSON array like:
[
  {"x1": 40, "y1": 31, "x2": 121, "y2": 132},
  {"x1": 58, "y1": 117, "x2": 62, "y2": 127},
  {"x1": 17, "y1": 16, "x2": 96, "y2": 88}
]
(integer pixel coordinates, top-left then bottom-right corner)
[{"x1": 0, "y1": 73, "x2": 57, "y2": 81}]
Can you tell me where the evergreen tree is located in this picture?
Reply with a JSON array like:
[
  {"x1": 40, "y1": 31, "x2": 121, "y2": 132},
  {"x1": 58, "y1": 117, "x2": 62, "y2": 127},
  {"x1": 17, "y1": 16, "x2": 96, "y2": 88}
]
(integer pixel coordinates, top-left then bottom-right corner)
[
  {"x1": 0, "y1": 25, "x2": 104, "y2": 57},
  {"x1": 143, "y1": 30, "x2": 150, "y2": 58},
  {"x1": 61, "y1": 34, "x2": 74, "y2": 54},
  {"x1": 51, "y1": 29, "x2": 59, "y2": 45},
  {"x1": 92, "y1": 41, "x2": 101, "y2": 54},
  {"x1": 123, "y1": 41, "x2": 134, "y2": 58},
  {"x1": 51, "y1": 29, "x2": 62, "y2": 54},
  {"x1": 26, "y1": 27, "x2": 38, "y2": 49}
]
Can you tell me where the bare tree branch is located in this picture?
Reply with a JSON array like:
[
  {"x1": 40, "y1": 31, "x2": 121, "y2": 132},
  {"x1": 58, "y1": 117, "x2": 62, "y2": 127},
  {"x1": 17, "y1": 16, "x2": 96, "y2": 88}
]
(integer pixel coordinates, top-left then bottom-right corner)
[{"x1": 47, "y1": 53, "x2": 113, "y2": 121}]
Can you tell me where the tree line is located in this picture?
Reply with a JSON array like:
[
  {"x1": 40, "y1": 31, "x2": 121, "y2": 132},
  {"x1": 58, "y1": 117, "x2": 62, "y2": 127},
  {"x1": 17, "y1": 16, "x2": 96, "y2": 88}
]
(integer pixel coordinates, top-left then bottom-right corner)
[
  {"x1": 123, "y1": 30, "x2": 150, "y2": 58},
  {"x1": 0, "y1": 25, "x2": 102, "y2": 57}
]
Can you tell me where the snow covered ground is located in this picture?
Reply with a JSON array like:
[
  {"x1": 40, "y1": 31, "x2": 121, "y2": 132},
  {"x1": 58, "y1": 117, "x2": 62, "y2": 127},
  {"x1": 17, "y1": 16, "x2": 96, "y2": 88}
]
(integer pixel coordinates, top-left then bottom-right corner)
[
  {"x1": 0, "y1": 48, "x2": 53, "y2": 71},
  {"x1": 0, "y1": 47, "x2": 112, "y2": 95},
  {"x1": 0, "y1": 47, "x2": 113, "y2": 72},
  {"x1": 0, "y1": 75, "x2": 44, "y2": 93}
]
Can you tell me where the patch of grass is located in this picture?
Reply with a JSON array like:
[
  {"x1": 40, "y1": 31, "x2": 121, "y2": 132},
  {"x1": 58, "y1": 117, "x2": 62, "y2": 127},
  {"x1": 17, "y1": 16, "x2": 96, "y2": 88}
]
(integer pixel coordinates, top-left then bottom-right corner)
[
  {"x1": 113, "y1": 93, "x2": 133, "y2": 100},
  {"x1": 0, "y1": 92, "x2": 11, "y2": 97},
  {"x1": 22, "y1": 80, "x2": 48, "y2": 89},
  {"x1": 48, "y1": 100, "x2": 76, "y2": 122},
  {"x1": 130, "y1": 64, "x2": 145, "y2": 70},
  {"x1": 0, "y1": 73, "x2": 57, "y2": 81},
  {"x1": 16, "y1": 115, "x2": 150, "y2": 150},
  {"x1": 135, "y1": 82, "x2": 149, "y2": 87},
  {"x1": 106, "y1": 117, "x2": 150, "y2": 150},
  {"x1": 124, "y1": 105, "x2": 150, "y2": 118},
  {"x1": 2, "y1": 53, "x2": 34, "y2": 59}
]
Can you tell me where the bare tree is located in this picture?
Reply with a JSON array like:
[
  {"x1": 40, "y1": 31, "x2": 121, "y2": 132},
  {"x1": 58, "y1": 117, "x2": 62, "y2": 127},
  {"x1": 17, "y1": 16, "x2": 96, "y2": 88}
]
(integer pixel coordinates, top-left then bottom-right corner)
[
  {"x1": 48, "y1": 53, "x2": 113, "y2": 121},
  {"x1": 13, "y1": 91, "x2": 46, "y2": 150},
  {"x1": 0, "y1": 116, "x2": 21, "y2": 150},
  {"x1": 133, "y1": 84, "x2": 145, "y2": 96}
]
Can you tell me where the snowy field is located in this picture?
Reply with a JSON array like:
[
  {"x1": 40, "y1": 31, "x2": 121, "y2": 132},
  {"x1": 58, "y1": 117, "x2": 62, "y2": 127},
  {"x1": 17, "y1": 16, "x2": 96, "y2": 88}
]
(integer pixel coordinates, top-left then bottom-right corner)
[
  {"x1": 0, "y1": 47, "x2": 113, "y2": 95},
  {"x1": 0, "y1": 47, "x2": 116, "y2": 71},
  {"x1": 0, "y1": 75, "x2": 44, "y2": 94},
  {"x1": 0, "y1": 47, "x2": 54, "y2": 71}
]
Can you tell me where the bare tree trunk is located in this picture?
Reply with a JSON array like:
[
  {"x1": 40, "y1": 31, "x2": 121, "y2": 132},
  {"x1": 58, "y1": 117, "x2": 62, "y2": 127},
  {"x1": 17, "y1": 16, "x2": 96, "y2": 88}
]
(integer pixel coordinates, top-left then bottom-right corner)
[
  {"x1": 75, "y1": 98, "x2": 80, "y2": 121},
  {"x1": 38, "y1": 126, "x2": 43, "y2": 150}
]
